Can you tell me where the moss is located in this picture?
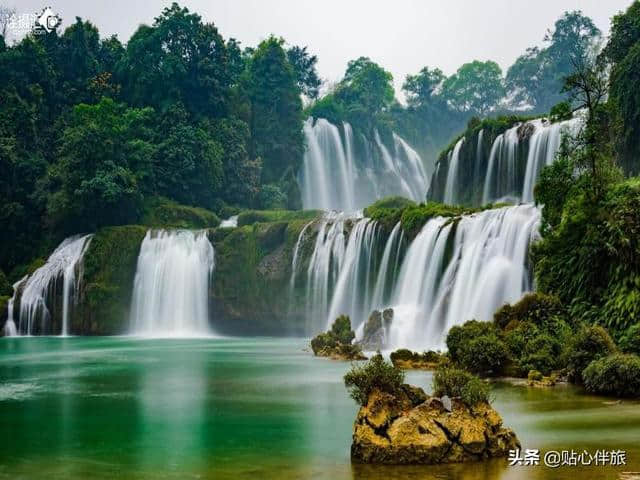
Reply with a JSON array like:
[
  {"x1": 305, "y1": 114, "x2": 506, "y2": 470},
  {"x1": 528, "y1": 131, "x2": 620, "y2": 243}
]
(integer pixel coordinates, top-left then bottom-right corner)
[
  {"x1": 79, "y1": 225, "x2": 148, "y2": 334},
  {"x1": 141, "y1": 196, "x2": 220, "y2": 229},
  {"x1": 363, "y1": 197, "x2": 416, "y2": 232},
  {"x1": 237, "y1": 209, "x2": 320, "y2": 227}
]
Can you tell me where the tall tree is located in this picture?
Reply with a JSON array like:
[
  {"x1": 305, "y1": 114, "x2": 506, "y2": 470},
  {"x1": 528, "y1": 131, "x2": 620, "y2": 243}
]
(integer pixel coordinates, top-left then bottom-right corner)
[
  {"x1": 286, "y1": 45, "x2": 321, "y2": 99},
  {"x1": 442, "y1": 60, "x2": 504, "y2": 115}
]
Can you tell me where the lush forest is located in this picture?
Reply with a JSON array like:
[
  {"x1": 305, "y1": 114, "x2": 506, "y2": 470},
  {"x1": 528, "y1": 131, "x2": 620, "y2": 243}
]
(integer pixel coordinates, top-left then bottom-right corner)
[{"x1": 0, "y1": 3, "x2": 607, "y2": 276}]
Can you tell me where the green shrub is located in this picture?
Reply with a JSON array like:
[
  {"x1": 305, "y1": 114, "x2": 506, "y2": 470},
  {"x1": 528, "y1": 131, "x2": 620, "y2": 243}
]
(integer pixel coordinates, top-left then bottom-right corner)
[
  {"x1": 432, "y1": 366, "x2": 490, "y2": 406},
  {"x1": 343, "y1": 353, "x2": 405, "y2": 405},
  {"x1": 620, "y1": 324, "x2": 640, "y2": 355},
  {"x1": 549, "y1": 101, "x2": 573, "y2": 123},
  {"x1": 0, "y1": 270, "x2": 11, "y2": 297},
  {"x1": 141, "y1": 196, "x2": 220, "y2": 229},
  {"x1": 528, "y1": 370, "x2": 543, "y2": 382},
  {"x1": 566, "y1": 325, "x2": 617, "y2": 383},
  {"x1": 390, "y1": 349, "x2": 442, "y2": 364},
  {"x1": 583, "y1": 354, "x2": 640, "y2": 398},
  {"x1": 310, "y1": 315, "x2": 356, "y2": 354},
  {"x1": 446, "y1": 320, "x2": 498, "y2": 363},
  {"x1": 519, "y1": 333, "x2": 563, "y2": 375},
  {"x1": 459, "y1": 334, "x2": 509, "y2": 377},
  {"x1": 493, "y1": 292, "x2": 565, "y2": 330}
]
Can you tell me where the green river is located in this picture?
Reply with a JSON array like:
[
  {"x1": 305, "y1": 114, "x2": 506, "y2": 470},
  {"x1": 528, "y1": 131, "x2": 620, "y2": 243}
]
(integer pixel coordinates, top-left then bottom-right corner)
[{"x1": 0, "y1": 337, "x2": 638, "y2": 479}]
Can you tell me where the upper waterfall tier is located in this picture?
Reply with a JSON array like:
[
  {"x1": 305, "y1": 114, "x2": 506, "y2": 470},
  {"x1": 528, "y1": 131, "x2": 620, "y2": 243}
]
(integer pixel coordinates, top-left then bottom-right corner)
[
  {"x1": 290, "y1": 205, "x2": 540, "y2": 350},
  {"x1": 5, "y1": 234, "x2": 93, "y2": 336},
  {"x1": 429, "y1": 115, "x2": 581, "y2": 206},
  {"x1": 298, "y1": 118, "x2": 433, "y2": 212},
  {"x1": 129, "y1": 230, "x2": 215, "y2": 337}
]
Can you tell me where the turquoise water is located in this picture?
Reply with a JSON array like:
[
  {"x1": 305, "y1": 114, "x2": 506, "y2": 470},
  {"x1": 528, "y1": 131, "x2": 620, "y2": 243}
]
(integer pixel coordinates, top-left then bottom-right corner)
[{"x1": 0, "y1": 337, "x2": 638, "y2": 479}]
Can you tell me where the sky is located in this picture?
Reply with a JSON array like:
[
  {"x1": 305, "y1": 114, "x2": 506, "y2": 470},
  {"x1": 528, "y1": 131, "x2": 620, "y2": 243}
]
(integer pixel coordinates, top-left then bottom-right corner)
[{"x1": 6, "y1": 0, "x2": 635, "y2": 97}]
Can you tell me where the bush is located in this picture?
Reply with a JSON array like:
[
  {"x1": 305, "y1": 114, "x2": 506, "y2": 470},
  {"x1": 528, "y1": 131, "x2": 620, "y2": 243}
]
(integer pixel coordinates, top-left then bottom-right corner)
[
  {"x1": 344, "y1": 353, "x2": 405, "y2": 405},
  {"x1": 583, "y1": 354, "x2": 640, "y2": 398},
  {"x1": 390, "y1": 349, "x2": 442, "y2": 364},
  {"x1": 432, "y1": 366, "x2": 490, "y2": 406},
  {"x1": 528, "y1": 370, "x2": 543, "y2": 382},
  {"x1": 310, "y1": 315, "x2": 356, "y2": 355},
  {"x1": 519, "y1": 333, "x2": 563, "y2": 375},
  {"x1": 0, "y1": 270, "x2": 12, "y2": 297},
  {"x1": 458, "y1": 334, "x2": 509, "y2": 377},
  {"x1": 549, "y1": 101, "x2": 573, "y2": 123},
  {"x1": 446, "y1": 320, "x2": 497, "y2": 363},
  {"x1": 566, "y1": 325, "x2": 617, "y2": 383},
  {"x1": 620, "y1": 324, "x2": 640, "y2": 355},
  {"x1": 493, "y1": 292, "x2": 565, "y2": 330}
]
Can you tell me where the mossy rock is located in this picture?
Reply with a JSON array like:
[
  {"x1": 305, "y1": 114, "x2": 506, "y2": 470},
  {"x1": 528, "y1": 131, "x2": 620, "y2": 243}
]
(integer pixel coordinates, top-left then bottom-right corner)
[
  {"x1": 79, "y1": 225, "x2": 148, "y2": 334},
  {"x1": 142, "y1": 196, "x2": 220, "y2": 229},
  {"x1": 237, "y1": 209, "x2": 320, "y2": 227}
]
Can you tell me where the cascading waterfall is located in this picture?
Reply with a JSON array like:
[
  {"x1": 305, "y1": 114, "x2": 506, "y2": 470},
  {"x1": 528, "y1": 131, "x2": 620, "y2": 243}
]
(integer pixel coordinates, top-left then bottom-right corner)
[
  {"x1": 521, "y1": 117, "x2": 582, "y2": 202},
  {"x1": 11, "y1": 234, "x2": 93, "y2": 336},
  {"x1": 443, "y1": 138, "x2": 464, "y2": 204},
  {"x1": 3, "y1": 277, "x2": 26, "y2": 336},
  {"x1": 292, "y1": 205, "x2": 540, "y2": 350},
  {"x1": 482, "y1": 125, "x2": 521, "y2": 204},
  {"x1": 388, "y1": 204, "x2": 540, "y2": 350},
  {"x1": 129, "y1": 230, "x2": 215, "y2": 337},
  {"x1": 299, "y1": 118, "x2": 432, "y2": 211}
]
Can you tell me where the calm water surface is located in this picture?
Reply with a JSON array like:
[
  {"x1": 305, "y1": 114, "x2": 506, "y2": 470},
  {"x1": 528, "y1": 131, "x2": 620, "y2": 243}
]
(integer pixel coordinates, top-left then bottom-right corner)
[{"x1": 0, "y1": 337, "x2": 638, "y2": 479}]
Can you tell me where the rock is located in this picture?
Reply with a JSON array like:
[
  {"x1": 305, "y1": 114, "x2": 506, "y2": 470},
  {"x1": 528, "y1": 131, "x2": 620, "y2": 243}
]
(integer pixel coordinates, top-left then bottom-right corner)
[
  {"x1": 351, "y1": 387, "x2": 520, "y2": 464},
  {"x1": 527, "y1": 370, "x2": 558, "y2": 387},
  {"x1": 311, "y1": 316, "x2": 366, "y2": 360},
  {"x1": 390, "y1": 349, "x2": 444, "y2": 370}
]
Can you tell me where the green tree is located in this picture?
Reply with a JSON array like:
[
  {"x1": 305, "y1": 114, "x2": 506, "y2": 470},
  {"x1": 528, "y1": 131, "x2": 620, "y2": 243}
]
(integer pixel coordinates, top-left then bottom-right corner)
[
  {"x1": 442, "y1": 60, "x2": 504, "y2": 115},
  {"x1": 402, "y1": 67, "x2": 445, "y2": 109},
  {"x1": 47, "y1": 98, "x2": 156, "y2": 232},
  {"x1": 287, "y1": 45, "x2": 321, "y2": 99},
  {"x1": 245, "y1": 36, "x2": 303, "y2": 184}
]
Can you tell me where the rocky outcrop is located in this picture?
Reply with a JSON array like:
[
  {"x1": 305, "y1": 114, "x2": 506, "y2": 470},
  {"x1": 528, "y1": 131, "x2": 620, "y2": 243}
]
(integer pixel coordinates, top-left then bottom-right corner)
[
  {"x1": 390, "y1": 349, "x2": 444, "y2": 370},
  {"x1": 351, "y1": 387, "x2": 520, "y2": 464},
  {"x1": 311, "y1": 315, "x2": 367, "y2": 361},
  {"x1": 357, "y1": 308, "x2": 394, "y2": 350}
]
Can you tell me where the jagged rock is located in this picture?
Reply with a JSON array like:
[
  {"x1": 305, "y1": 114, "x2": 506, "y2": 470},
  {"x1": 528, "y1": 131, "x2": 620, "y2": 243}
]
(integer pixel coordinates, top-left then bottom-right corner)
[
  {"x1": 358, "y1": 308, "x2": 394, "y2": 350},
  {"x1": 351, "y1": 388, "x2": 520, "y2": 464}
]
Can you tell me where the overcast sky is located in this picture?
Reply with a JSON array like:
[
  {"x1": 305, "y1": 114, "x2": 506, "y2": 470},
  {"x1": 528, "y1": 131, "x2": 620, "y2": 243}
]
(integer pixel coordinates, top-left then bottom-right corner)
[{"x1": 8, "y1": 0, "x2": 634, "y2": 96}]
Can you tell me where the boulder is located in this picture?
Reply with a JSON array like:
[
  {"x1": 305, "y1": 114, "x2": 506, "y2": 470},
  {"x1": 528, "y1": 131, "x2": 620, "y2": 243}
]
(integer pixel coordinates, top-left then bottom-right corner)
[
  {"x1": 358, "y1": 308, "x2": 394, "y2": 350},
  {"x1": 351, "y1": 387, "x2": 520, "y2": 464}
]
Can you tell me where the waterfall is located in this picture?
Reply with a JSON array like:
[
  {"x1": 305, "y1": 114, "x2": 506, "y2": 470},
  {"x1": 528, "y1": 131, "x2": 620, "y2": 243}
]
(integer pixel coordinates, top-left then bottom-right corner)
[
  {"x1": 291, "y1": 204, "x2": 540, "y2": 350},
  {"x1": 129, "y1": 230, "x2": 215, "y2": 337},
  {"x1": 521, "y1": 117, "x2": 581, "y2": 202},
  {"x1": 443, "y1": 138, "x2": 464, "y2": 204},
  {"x1": 387, "y1": 204, "x2": 540, "y2": 350},
  {"x1": 437, "y1": 115, "x2": 581, "y2": 206},
  {"x1": 299, "y1": 118, "x2": 432, "y2": 211},
  {"x1": 220, "y1": 215, "x2": 238, "y2": 228},
  {"x1": 3, "y1": 277, "x2": 26, "y2": 337},
  {"x1": 481, "y1": 125, "x2": 520, "y2": 204},
  {"x1": 13, "y1": 234, "x2": 92, "y2": 336}
]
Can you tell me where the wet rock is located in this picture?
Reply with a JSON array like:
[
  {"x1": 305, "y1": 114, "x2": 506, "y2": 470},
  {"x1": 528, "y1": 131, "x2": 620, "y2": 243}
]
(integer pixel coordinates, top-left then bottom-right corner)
[
  {"x1": 357, "y1": 308, "x2": 394, "y2": 351},
  {"x1": 351, "y1": 387, "x2": 520, "y2": 464}
]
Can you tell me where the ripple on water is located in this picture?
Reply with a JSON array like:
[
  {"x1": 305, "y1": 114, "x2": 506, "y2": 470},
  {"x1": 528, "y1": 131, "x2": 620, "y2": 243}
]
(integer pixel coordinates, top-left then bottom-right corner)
[{"x1": 0, "y1": 382, "x2": 40, "y2": 401}]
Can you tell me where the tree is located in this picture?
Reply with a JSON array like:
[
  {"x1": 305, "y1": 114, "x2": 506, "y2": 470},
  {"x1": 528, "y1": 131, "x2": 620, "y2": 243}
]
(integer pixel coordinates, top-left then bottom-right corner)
[
  {"x1": 287, "y1": 45, "x2": 321, "y2": 99},
  {"x1": 506, "y1": 11, "x2": 600, "y2": 112},
  {"x1": 442, "y1": 60, "x2": 504, "y2": 115},
  {"x1": 118, "y1": 3, "x2": 230, "y2": 118},
  {"x1": 47, "y1": 98, "x2": 156, "y2": 232},
  {"x1": 402, "y1": 67, "x2": 445, "y2": 109},
  {"x1": 245, "y1": 36, "x2": 303, "y2": 184}
]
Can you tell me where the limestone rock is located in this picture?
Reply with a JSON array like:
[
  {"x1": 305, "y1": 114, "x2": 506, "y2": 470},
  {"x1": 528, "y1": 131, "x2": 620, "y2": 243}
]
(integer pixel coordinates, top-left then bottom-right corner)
[{"x1": 351, "y1": 387, "x2": 520, "y2": 464}]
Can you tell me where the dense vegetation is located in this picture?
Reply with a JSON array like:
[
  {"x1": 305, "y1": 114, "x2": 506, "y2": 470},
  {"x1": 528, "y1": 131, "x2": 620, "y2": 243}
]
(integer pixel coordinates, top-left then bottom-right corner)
[{"x1": 0, "y1": 3, "x2": 317, "y2": 274}]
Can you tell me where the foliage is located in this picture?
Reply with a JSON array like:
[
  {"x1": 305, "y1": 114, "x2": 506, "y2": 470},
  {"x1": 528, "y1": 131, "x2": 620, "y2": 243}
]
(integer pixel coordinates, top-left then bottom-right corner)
[
  {"x1": 141, "y1": 197, "x2": 220, "y2": 229},
  {"x1": 245, "y1": 36, "x2": 304, "y2": 185},
  {"x1": 442, "y1": 60, "x2": 504, "y2": 116},
  {"x1": 286, "y1": 45, "x2": 321, "y2": 99},
  {"x1": 582, "y1": 353, "x2": 640, "y2": 398},
  {"x1": 493, "y1": 293, "x2": 565, "y2": 330},
  {"x1": 0, "y1": 270, "x2": 12, "y2": 297},
  {"x1": 236, "y1": 209, "x2": 319, "y2": 227},
  {"x1": 446, "y1": 320, "x2": 508, "y2": 377},
  {"x1": 343, "y1": 353, "x2": 405, "y2": 405},
  {"x1": 620, "y1": 324, "x2": 640, "y2": 356},
  {"x1": 506, "y1": 11, "x2": 601, "y2": 112},
  {"x1": 566, "y1": 325, "x2": 617, "y2": 383},
  {"x1": 363, "y1": 196, "x2": 416, "y2": 232},
  {"x1": 390, "y1": 349, "x2": 442, "y2": 364},
  {"x1": 311, "y1": 315, "x2": 356, "y2": 354},
  {"x1": 549, "y1": 101, "x2": 573, "y2": 123},
  {"x1": 432, "y1": 366, "x2": 490, "y2": 406}
]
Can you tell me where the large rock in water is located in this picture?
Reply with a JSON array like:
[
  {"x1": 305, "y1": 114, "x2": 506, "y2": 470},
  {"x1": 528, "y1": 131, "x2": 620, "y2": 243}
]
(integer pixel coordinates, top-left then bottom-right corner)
[
  {"x1": 351, "y1": 387, "x2": 520, "y2": 464},
  {"x1": 357, "y1": 308, "x2": 394, "y2": 350}
]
